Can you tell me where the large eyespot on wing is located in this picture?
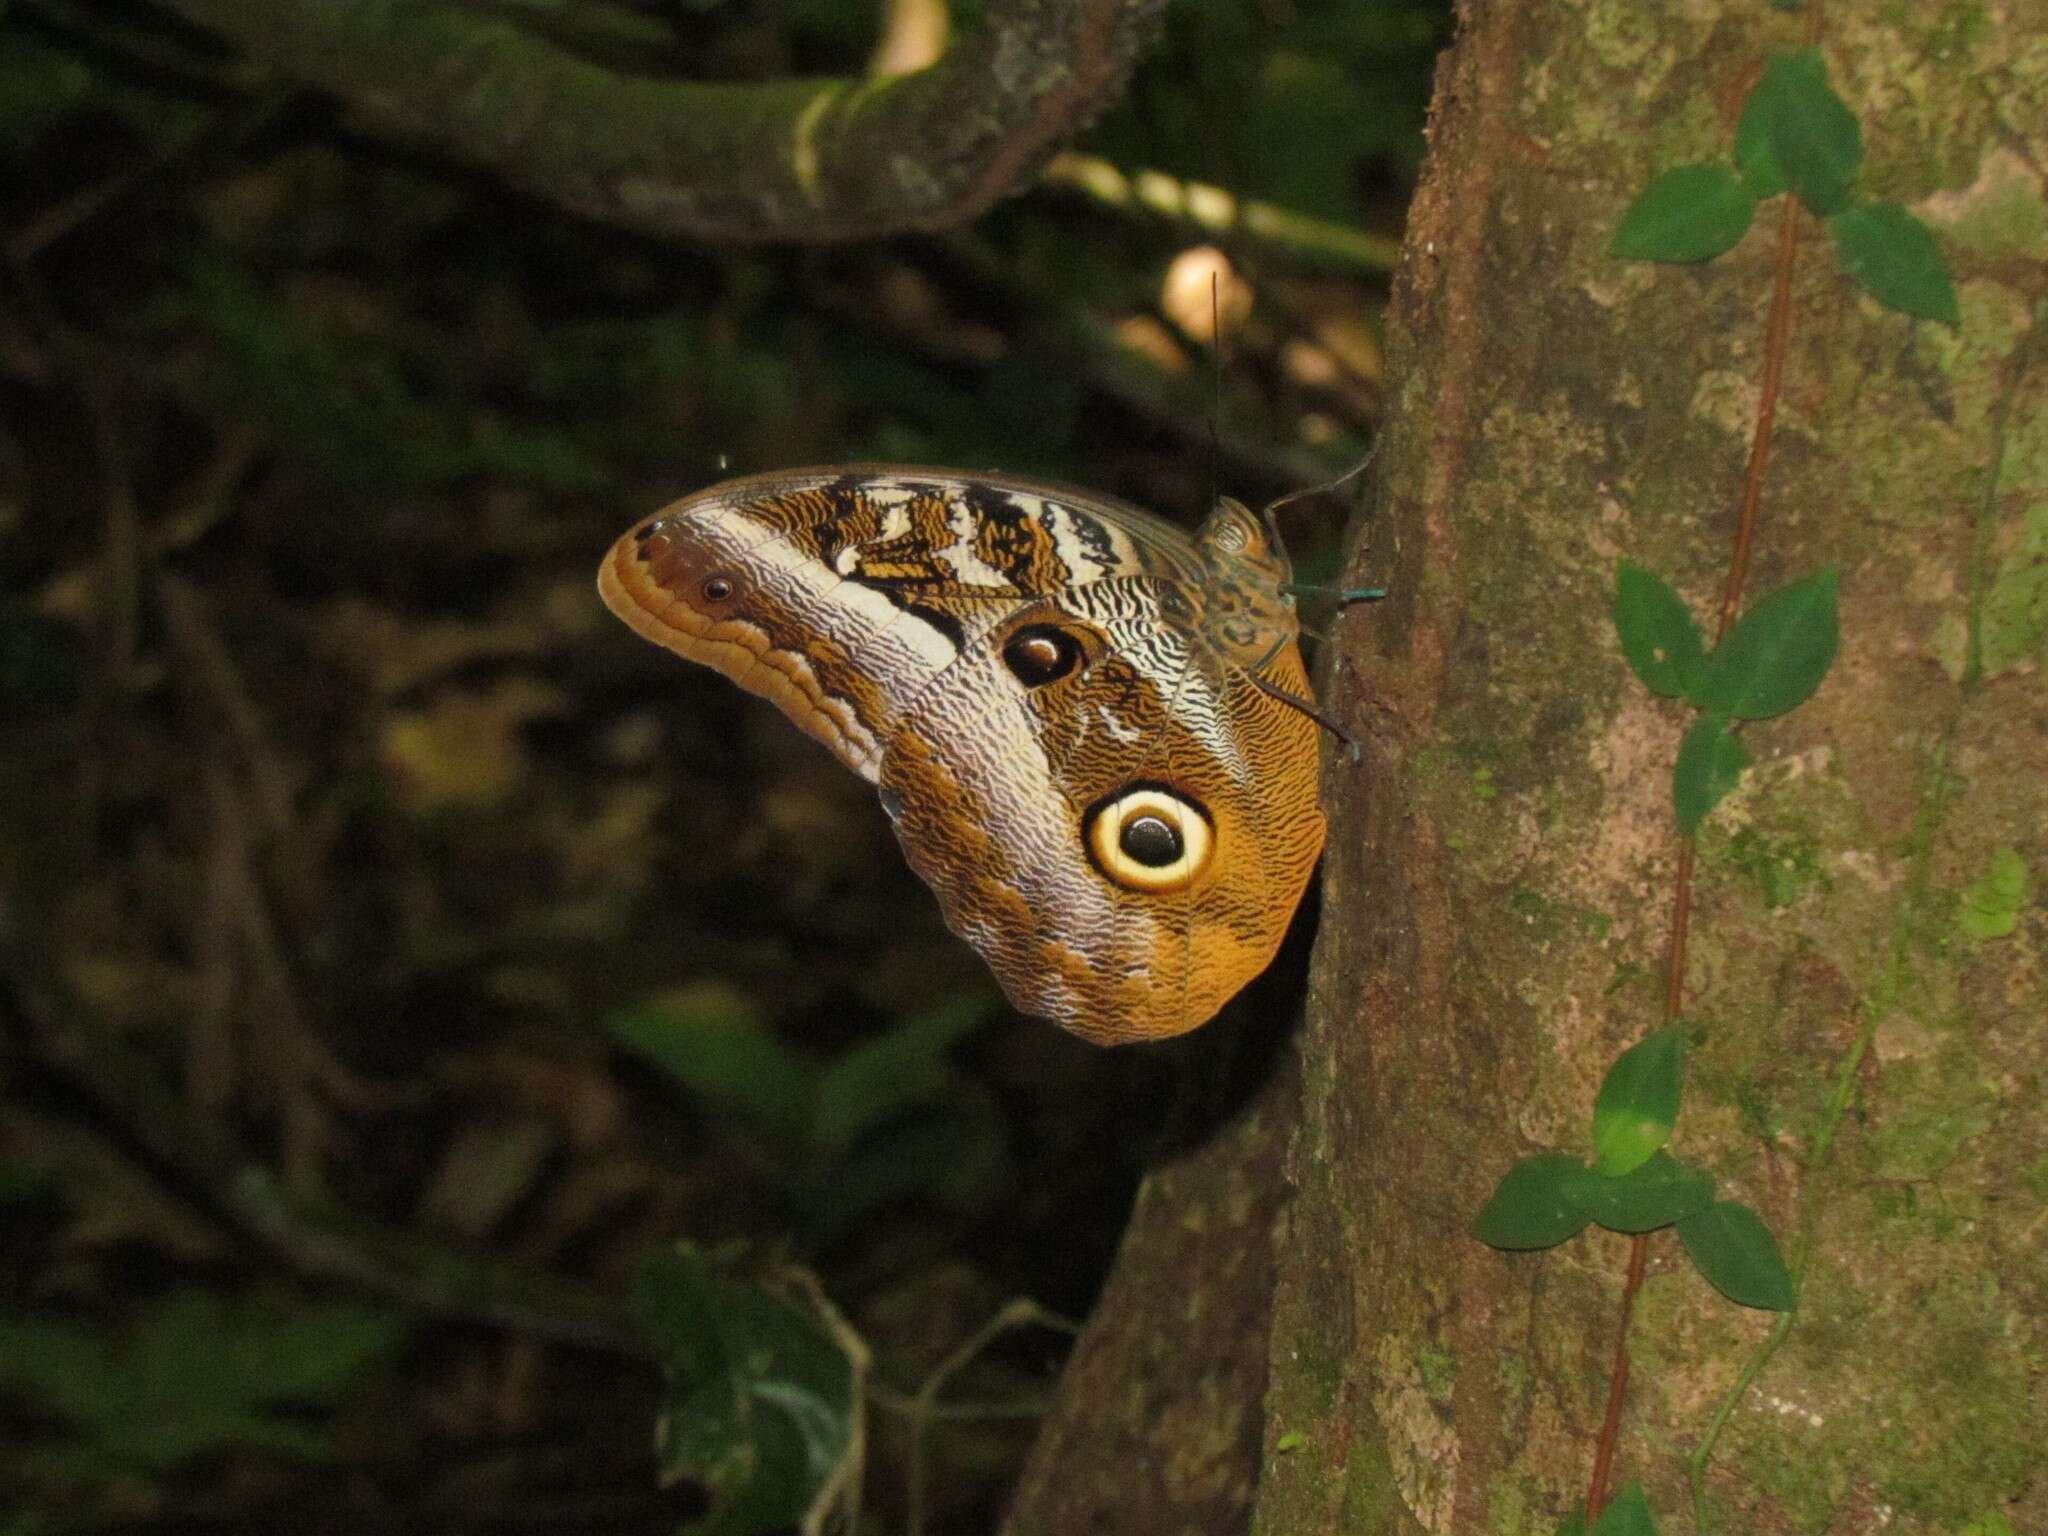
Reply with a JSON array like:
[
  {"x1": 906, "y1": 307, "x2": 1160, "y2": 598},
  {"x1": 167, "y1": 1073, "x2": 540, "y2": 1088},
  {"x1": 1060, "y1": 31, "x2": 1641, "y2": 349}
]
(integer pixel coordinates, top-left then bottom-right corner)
[
  {"x1": 1084, "y1": 784, "x2": 1214, "y2": 893},
  {"x1": 876, "y1": 579, "x2": 1324, "y2": 1044}
]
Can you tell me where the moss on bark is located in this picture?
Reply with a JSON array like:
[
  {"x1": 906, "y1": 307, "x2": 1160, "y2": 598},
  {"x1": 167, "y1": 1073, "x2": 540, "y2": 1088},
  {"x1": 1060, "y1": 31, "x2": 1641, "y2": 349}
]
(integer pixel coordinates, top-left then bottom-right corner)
[{"x1": 1251, "y1": 5, "x2": 2048, "y2": 1533}]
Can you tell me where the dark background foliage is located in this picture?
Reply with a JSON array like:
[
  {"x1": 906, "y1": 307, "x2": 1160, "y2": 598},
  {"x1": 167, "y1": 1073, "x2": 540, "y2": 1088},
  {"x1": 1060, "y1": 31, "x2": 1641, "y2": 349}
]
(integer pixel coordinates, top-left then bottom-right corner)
[{"x1": 0, "y1": 2, "x2": 1445, "y2": 1529}]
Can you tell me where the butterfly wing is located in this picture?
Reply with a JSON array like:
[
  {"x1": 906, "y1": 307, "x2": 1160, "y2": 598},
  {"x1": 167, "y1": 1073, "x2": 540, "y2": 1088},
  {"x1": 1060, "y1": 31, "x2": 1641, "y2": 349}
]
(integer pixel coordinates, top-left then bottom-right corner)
[
  {"x1": 599, "y1": 467, "x2": 1325, "y2": 1044},
  {"x1": 878, "y1": 572, "x2": 1324, "y2": 1044},
  {"x1": 597, "y1": 468, "x2": 1199, "y2": 782}
]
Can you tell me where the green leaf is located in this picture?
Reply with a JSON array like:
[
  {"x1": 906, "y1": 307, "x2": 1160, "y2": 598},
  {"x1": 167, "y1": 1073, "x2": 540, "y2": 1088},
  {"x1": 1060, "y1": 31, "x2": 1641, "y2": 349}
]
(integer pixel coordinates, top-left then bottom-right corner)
[
  {"x1": 1471, "y1": 1154, "x2": 1590, "y2": 1250},
  {"x1": 0, "y1": 1294, "x2": 407, "y2": 1479},
  {"x1": 1592, "y1": 1026, "x2": 1686, "y2": 1176},
  {"x1": 1613, "y1": 563, "x2": 1707, "y2": 698},
  {"x1": 1960, "y1": 1512, "x2": 2016, "y2": 1536},
  {"x1": 0, "y1": 1317, "x2": 121, "y2": 1425},
  {"x1": 1673, "y1": 714, "x2": 1749, "y2": 837},
  {"x1": 1958, "y1": 847, "x2": 2029, "y2": 940},
  {"x1": 1677, "y1": 1200, "x2": 1797, "y2": 1310},
  {"x1": 1593, "y1": 1482, "x2": 1659, "y2": 1535},
  {"x1": 1733, "y1": 93, "x2": 1787, "y2": 201},
  {"x1": 809, "y1": 993, "x2": 993, "y2": 1155},
  {"x1": 1562, "y1": 1150, "x2": 1714, "y2": 1233},
  {"x1": 634, "y1": 1245, "x2": 859, "y2": 1536},
  {"x1": 208, "y1": 1301, "x2": 410, "y2": 1404},
  {"x1": 1274, "y1": 1429, "x2": 1306, "y2": 1453},
  {"x1": 608, "y1": 982, "x2": 816, "y2": 1144},
  {"x1": 1748, "y1": 50, "x2": 1862, "y2": 215},
  {"x1": 1694, "y1": 570, "x2": 1840, "y2": 719},
  {"x1": 1556, "y1": 1514, "x2": 1589, "y2": 1536},
  {"x1": 1612, "y1": 164, "x2": 1756, "y2": 263},
  {"x1": 1827, "y1": 203, "x2": 1961, "y2": 325},
  {"x1": 797, "y1": 1105, "x2": 1007, "y2": 1248}
]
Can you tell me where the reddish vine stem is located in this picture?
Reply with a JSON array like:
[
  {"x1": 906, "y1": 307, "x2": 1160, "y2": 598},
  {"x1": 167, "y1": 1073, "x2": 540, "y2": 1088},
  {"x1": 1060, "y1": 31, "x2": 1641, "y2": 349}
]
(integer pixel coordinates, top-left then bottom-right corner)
[
  {"x1": 1718, "y1": 198, "x2": 1804, "y2": 639},
  {"x1": 1663, "y1": 845, "x2": 1698, "y2": 1019},
  {"x1": 1587, "y1": 1235, "x2": 1652, "y2": 1518},
  {"x1": 1585, "y1": 139, "x2": 1809, "y2": 1531}
]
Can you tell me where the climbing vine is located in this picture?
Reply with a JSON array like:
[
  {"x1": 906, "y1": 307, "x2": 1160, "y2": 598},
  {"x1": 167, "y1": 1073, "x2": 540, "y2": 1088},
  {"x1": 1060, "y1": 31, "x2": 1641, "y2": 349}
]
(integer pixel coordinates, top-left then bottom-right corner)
[{"x1": 1470, "y1": 31, "x2": 1962, "y2": 1536}]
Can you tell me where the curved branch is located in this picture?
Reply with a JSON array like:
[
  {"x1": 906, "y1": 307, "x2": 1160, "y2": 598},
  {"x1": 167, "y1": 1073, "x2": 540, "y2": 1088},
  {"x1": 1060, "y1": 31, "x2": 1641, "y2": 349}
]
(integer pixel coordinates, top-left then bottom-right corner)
[{"x1": 147, "y1": 0, "x2": 1169, "y2": 243}]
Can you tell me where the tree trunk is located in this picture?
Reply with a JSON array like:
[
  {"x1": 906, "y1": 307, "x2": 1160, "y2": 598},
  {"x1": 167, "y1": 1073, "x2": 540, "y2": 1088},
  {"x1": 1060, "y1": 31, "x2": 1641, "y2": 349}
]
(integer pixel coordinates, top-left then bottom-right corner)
[{"x1": 1009, "y1": 5, "x2": 2048, "y2": 1533}]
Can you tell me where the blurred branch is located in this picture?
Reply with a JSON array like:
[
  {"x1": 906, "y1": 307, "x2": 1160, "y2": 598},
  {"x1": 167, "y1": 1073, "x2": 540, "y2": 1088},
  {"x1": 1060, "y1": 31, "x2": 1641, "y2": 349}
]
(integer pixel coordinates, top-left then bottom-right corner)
[
  {"x1": 1040, "y1": 153, "x2": 1403, "y2": 276},
  {"x1": 142, "y1": 0, "x2": 1170, "y2": 244},
  {"x1": 887, "y1": 1298, "x2": 1079, "y2": 1536}
]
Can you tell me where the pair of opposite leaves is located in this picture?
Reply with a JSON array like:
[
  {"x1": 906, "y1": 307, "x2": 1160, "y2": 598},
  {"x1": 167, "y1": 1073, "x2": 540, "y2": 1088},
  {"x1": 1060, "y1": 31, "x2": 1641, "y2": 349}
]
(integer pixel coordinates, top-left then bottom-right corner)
[{"x1": 599, "y1": 467, "x2": 1334, "y2": 1045}]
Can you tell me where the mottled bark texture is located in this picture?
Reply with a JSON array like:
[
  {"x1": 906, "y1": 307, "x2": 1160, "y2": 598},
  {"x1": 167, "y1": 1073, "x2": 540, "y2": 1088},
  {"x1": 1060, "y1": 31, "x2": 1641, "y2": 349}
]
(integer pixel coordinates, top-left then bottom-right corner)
[
  {"x1": 152, "y1": 0, "x2": 1166, "y2": 243},
  {"x1": 1002, "y1": 1055, "x2": 1296, "y2": 1536},
  {"x1": 1016, "y1": 4, "x2": 2048, "y2": 1535}
]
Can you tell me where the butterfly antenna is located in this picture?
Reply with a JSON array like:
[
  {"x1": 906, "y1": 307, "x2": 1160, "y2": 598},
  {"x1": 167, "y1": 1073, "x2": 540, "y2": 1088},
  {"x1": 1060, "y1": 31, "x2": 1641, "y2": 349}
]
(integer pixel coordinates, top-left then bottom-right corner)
[
  {"x1": 1261, "y1": 439, "x2": 1385, "y2": 598},
  {"x1": 1261, "y1": 436, "x2": 1381, "y2": 532},
  {"x1": 1205, "y1": 272, "x2": 1223, "y2": 516},
  {"x1": 1249, "y1": 672, "x2": 1362, "y2": 764}
]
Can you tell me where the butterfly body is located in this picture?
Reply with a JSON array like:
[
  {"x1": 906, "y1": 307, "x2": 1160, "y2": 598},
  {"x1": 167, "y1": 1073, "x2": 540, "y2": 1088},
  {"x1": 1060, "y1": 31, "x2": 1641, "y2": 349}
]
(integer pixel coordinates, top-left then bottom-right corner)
[{"x1": 599, "y1": 467, "x2": 1326, "y2": 1044}]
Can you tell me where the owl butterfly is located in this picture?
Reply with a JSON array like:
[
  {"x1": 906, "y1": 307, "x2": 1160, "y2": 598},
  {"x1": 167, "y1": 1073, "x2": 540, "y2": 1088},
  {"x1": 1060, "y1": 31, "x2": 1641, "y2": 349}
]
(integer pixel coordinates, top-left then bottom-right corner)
[{"x1": 598, "y1": 467, "x2": 1328, "y2": 1045}]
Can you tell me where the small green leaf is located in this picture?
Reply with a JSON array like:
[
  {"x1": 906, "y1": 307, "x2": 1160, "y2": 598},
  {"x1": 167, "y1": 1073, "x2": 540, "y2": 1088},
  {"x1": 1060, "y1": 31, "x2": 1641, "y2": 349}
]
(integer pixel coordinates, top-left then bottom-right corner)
[
  {"x1": 634, "y1": 1245, "x2": 858, "y2": 1536},
  {"x1": 1958, "y1": 847, "x2": 2029, "y2": 939},
  {"x1": 1960, "y1": 1512, "x2": 2016, "y2": 1536},
  {"x1": 208, "y1": 1301, "x2": 411, "y2": 1405},
  {"x1": 1612, "y1": 164, "x2": 1756, "y2": 262},
  {"x1": 0, "y1": 1317, "x2": 120, "y2": 1424},
  {"x1": 1733, "y1": 94, "x2": 1787, "y2": 201},
  {"x1": 608, "y1": 983, "x2": 816, "y2": 1144},
  {"x1": 1673, "y1": 714, "x2": 1749, "y2": 837},
  {"x1": 1593, "y1": 1482, "x2": 1659, "y2": 1536},
  {"x1": 1694, "y1": 570, "x2": 1840, "y2": 719},
  {"x1": 809, "y1": 993, "x2": 992, "y2": 1155},
  {"x1": 1274, "y1": 1429, "x2": 1306, "y2": 1453},
  {"x1": 1472, "y1": 1154, "x2": 1590, "y2": 1250},
  {"x1": 1592, "y1": 1026, "x2": 1686, "y2": 1176},
  {"x1": 796, "y1": 1105, "x2": 1006, "y2": 1247},
  {"x1": 1749, "y1": 50, "x2": 1862, "y2": 215},
  {"x1": 1828, "y1": 203, "x2": 1962, "y2": 325},
  {"x1": 1562, "y1": 1150, "x2": 1714, "y2": 1233},
  {"x1": 1613, "y1": 563, "x2": 1707, "y2": 698},
  {"x1": 1677, "y1": 1200, "x2": 1797, "y2": 1310},
  {"x1": 0, "y1": 1294, "x2": 407, "y2": 1479}
]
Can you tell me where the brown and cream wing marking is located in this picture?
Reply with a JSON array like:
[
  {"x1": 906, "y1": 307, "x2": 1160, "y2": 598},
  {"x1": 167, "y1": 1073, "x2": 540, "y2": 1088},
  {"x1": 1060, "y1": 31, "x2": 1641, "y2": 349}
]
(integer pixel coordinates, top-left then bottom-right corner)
[
  {"x1": 880, "y1": 574, "x2": 1322, "y2": 1042},
  {"x1": 597, "y1": 467, "x2": 1326, "y2": 1043}
]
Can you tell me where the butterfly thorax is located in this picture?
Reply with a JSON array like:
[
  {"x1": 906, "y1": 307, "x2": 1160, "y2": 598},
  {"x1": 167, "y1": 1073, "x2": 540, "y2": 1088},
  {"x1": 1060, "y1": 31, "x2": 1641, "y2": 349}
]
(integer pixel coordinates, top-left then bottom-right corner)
[{"x1": 1187, "y1": 496, "x2": 1302, "y2": 675}]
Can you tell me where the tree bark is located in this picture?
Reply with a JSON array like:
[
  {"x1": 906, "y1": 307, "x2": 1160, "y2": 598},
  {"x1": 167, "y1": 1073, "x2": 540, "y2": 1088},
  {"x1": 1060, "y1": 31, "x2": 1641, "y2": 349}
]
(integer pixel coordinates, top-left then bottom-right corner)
[
  {"x1": 1010, "y1": 4, "x2": 2048, "y2": 1534},
  {"x1": 1001, "y1": 1054, "x2": 1296, "y2": 1536},
  {"x1": 148, "y1": 0, "x2": 1166, "y2": 243}
]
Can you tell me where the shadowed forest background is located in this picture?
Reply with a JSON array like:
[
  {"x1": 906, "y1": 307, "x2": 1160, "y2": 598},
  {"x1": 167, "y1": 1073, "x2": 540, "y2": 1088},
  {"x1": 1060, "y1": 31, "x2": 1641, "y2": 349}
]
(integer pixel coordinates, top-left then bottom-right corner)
[{"x1": 0, "y1": 2, "x2": 1450, "y2": 1530}]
